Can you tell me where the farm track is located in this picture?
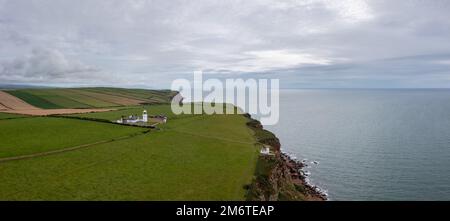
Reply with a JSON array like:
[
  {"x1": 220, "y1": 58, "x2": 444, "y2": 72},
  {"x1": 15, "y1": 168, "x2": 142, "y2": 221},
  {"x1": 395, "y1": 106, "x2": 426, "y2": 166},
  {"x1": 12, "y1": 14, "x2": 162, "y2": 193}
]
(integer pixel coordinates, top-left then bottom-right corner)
[{"x1": 0, "y1": 131, "x2": 150, "y2": 163}]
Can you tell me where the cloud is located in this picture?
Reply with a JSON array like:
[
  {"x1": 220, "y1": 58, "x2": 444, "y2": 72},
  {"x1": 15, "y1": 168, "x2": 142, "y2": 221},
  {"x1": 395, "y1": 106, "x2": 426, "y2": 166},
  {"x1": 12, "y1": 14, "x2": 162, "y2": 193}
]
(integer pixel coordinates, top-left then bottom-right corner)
[
  {"x1": 0, "y1": 0, "x2": 450, "y2": 88},
  {"x1": 0, "y1": 48, "x2": 102, "y2": 83},
  {"x1": 202, "y1": 50, "x2": 333, "y2": 73},
  {"x1": 250, "y1": 53, "x2": 450, "y2": 88}
]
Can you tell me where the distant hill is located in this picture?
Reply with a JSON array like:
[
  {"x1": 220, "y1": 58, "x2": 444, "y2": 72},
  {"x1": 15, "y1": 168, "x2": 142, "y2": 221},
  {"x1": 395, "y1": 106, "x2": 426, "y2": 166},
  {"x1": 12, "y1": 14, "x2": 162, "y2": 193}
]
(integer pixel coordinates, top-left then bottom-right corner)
[
  {"x1": 3, "y1": 87, "x2": 178, "y2": 109},
  {"x1": 0, "y1": 84, "x2": 51, "y2": 90}
]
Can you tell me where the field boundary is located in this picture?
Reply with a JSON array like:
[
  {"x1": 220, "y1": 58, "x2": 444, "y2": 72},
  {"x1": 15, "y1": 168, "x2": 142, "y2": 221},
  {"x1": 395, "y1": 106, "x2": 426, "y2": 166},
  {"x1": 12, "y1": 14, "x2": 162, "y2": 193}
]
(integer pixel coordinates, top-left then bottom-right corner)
[
  {"x1": 0, "y1": 130, "x2": 150, "y2": 163},
  {"x1": 0, "y1": 116, "x2": 32, "y2": 121},
  {"x1": 49, "y1": 115, "x2": 157, "y2": 129}
]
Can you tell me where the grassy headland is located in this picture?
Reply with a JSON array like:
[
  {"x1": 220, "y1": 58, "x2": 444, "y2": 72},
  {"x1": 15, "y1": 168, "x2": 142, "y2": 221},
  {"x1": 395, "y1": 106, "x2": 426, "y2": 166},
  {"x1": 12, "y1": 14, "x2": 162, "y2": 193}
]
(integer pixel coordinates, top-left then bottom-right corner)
[
  {"x1": 0, "y1": 87, "x2": 319, "y2": 200},
  {"x1": 0, "y1": 89, "x2": 259, "y2": 200}
]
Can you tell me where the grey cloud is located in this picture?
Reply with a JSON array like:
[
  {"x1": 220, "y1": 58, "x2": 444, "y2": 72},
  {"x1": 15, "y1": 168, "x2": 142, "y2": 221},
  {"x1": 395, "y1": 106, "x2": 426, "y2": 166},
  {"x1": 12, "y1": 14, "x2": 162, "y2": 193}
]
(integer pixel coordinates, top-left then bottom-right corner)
[
  {"x1": 0, "y1": 0, "x2": 450, "y2": 88},
  {"x1": 0, "y1": 48, "x2": 102, "y2": 83},
  {"x1": 250, "y1": 53, "x2": 450, "y2": 88}
]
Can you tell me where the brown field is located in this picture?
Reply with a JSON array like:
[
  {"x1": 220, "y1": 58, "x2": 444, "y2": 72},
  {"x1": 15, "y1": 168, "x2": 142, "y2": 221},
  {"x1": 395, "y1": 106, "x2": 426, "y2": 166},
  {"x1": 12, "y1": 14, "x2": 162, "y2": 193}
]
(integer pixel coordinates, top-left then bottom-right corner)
[
  {"x1": 0, "y1": 90, "x2": 114, "y2": 116},
  {"x1": 0, "y1": 108, "x2": 114, "y2": 116},
  {"x1": 0, "y1": 103, "x2": 8, "y2": 111},
  {"x1": 0, "y1": 91, "x2": 39, "y2": 110}
]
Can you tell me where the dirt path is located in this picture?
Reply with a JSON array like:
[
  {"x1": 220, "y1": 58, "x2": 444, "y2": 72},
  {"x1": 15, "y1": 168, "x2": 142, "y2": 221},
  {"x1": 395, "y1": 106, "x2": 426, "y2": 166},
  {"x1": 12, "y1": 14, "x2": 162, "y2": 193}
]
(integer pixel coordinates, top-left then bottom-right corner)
[{"x1": 0, "y1": 131, "x2": 149, "y2": 163}]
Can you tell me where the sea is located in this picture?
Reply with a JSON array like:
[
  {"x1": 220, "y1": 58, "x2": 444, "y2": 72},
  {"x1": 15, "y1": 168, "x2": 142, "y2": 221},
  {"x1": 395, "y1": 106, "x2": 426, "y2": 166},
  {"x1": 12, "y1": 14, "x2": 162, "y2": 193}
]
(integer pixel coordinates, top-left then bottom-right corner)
[{"x1": 262, "y1": 89, "x2": 450, "y2": 200}]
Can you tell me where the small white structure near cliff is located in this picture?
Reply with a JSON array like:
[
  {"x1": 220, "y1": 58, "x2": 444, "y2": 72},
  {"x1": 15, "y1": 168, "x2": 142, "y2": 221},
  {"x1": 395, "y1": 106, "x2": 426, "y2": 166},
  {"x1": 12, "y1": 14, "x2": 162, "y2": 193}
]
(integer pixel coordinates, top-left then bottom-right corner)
[
  {"x1": 151, "y1": 115, "x2": 168, "y2": 123},
  {"x1": 116, "y1": 110, "x2": 148, "y2": 124},
  {"x1": 260, "y1": 146, "x2": 273, "y2": 155}
]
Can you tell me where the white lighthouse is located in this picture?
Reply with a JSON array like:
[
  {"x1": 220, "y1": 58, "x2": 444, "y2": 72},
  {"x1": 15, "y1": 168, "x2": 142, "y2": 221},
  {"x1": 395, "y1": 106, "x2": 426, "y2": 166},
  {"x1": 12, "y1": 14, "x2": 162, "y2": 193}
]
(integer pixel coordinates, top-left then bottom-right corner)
[{"x1": 143, "y1": 110, "x2": 148, "y2": 122}]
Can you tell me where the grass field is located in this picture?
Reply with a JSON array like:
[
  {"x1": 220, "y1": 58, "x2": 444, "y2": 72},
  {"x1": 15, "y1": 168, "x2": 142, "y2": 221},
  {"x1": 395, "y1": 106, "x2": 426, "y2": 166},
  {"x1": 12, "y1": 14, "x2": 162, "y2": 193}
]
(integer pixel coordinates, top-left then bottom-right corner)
[
  {"x1": 0, "y1": 117, "x2": 147, "y2": 158},
  {"x1": 0, "y1": 104, "x2": 259, "y2": 200},
  {"x1": 0, "y1": 112, "x2": 29, "y2": 120},
  {"x1": 84, "y1": 88, "x2": 177, "y2": 103},
  {"x1": 57, "y1": 89, "x2": 119, "y2": 107}
]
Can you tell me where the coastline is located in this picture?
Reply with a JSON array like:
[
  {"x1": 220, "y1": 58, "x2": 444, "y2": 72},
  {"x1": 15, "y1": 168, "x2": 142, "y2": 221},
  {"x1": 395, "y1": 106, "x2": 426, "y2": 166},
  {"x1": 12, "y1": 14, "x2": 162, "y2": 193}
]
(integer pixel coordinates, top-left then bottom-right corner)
[
  {"x1": 244, "y1": 113, "x2": 327, "y2": 201},
  {"x1": 280, "y1": 152, "x2": 327, "y2": 201}
]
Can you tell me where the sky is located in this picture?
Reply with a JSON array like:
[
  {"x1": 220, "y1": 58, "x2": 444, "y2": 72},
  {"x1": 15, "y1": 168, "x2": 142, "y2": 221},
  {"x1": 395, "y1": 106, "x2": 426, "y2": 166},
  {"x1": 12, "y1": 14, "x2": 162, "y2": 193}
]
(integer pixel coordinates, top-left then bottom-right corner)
[{"x1": 1, "y1": 0, "x2": 450, "y2": 88}]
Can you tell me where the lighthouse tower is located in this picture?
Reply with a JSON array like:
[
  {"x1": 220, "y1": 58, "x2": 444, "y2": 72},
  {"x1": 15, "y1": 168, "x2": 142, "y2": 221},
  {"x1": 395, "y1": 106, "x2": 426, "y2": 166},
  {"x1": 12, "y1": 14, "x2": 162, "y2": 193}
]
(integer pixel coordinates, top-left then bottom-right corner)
[{"x1": 143, "y1": 110, "x2": 148, "y2": 122}]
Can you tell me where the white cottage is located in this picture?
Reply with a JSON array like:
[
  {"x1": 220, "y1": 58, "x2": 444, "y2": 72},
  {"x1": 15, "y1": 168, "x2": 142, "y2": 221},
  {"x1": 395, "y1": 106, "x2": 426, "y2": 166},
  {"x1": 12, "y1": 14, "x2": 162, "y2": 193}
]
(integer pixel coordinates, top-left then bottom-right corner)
[
  {"x1": 260, "y1": 147, "x2": 271, "y2": 155},
  {"x1": 116, "y1": 110, "x2": 148, "y2": 124}
]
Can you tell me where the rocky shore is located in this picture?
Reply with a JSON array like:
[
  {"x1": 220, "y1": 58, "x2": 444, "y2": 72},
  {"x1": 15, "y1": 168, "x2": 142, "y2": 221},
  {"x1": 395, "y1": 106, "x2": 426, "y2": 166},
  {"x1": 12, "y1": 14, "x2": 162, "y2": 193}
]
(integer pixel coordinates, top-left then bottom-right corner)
[
  {"x1": 281, "y1": 153, "x2": 327, "y2": 201},
  {"x1": 244, "y1": 113, "x2": 326, "y2": 201}
]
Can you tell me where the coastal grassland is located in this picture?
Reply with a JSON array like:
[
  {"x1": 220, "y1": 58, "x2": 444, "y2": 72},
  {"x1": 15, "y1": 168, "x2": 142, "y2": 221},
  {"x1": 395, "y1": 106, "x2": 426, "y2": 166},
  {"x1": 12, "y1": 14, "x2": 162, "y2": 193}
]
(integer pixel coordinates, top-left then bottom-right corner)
[
  {"x1": 0, "y1": 117, "x2": 147, "y2": 158},
  {"x1": 167, "y1": 113, "x2": 255, "y2": 143},
  {"x1": 0, "y1": 109, "x2": 259, "y2": 200}
]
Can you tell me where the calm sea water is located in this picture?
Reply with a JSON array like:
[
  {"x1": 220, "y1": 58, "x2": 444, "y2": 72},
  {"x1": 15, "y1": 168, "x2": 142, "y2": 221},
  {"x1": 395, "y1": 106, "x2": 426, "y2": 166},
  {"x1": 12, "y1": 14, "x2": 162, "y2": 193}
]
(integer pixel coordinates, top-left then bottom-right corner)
[{"x1": 263, "y1": 89, "x2": 450, "y2": 200}]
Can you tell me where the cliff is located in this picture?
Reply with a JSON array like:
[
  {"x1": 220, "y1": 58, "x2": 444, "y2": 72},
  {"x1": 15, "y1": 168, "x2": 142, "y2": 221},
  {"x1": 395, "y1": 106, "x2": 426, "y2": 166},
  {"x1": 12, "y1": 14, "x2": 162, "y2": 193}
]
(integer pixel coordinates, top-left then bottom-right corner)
[{"x1": 244, "y1": 114, "x2": 326, "y2": 201}]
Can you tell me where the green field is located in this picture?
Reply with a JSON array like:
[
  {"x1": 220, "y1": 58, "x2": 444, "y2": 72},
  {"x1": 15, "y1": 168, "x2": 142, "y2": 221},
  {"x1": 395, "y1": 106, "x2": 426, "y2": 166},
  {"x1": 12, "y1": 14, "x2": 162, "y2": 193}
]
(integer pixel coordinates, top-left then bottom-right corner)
[
  {"x1": 6, "y1": 90, "x2": 63, "y2": 109},
  {"x1": 0, "y1": 112, "x2": 29, "y2": 120},
  {"x1": 0, "y1": 117, "x2": 147, "y2": 158},
  {"x1": 0, "y1": 104, "x2": 259, "y2": 200},
  {"x1": 4, "y1": 88, "x2": 176, "y2": 109},
  {"x1": 56, "y1": 89, "x2": 119, "y2": 107},
  {"x1": 84, "y1": 88, "x2": 177, "y2": 103}
]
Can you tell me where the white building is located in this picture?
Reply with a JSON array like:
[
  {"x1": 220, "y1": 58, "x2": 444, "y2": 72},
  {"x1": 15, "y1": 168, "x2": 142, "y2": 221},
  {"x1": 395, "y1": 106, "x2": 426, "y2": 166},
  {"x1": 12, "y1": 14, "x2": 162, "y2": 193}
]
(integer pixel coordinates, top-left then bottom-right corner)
[
  {"x1": 260, "y1": 147, "x2": 271, "y2": 155},
  {"x1": 143, "y1": 110, "x2": 148, "y2": 122},
  {"x1": 116, "y1": 110, "x2": 148, "y2": 124}
]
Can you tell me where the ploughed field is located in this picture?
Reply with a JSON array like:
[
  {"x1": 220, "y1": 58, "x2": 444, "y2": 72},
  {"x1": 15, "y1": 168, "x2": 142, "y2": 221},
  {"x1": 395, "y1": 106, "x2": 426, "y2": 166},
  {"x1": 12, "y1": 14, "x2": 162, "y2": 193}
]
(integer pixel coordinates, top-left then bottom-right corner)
[
  {"x1": 0, "y1": 90, "x2": 258, "y2": 200},
  {"x1": 0, "y1": 88, "x2": 177, "y2": 116},
  {"x1": 4, "y1": 88, "x2": 177, "y2": 108},
  {"x1": 0, "y1": 91, "x2": 39, "y2": 110}
]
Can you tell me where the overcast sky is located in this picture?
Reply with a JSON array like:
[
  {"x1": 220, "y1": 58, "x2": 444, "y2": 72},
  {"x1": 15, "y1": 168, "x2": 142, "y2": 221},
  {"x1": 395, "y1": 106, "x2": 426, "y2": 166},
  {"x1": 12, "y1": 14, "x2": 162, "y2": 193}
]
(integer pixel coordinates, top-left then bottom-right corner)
[{"x1": 1, "y1": 0, "x2": 450, "y2": 88}]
